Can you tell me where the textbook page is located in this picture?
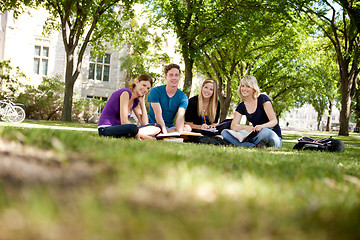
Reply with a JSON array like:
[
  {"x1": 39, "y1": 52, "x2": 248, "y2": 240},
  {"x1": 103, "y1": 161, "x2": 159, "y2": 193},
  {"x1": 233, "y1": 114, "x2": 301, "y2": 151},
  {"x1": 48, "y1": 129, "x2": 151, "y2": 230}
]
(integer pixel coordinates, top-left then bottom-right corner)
[{"x1": 227, "y1": 129, "x2": 256, "y2": 142}]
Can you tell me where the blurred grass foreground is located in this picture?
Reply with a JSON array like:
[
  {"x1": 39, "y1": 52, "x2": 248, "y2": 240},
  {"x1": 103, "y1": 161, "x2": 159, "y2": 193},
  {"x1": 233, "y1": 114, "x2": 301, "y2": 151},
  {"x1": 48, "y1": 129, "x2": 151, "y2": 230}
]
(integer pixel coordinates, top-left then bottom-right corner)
[{"x1": 0, "y1": 122, "x2": 359, "y2": 240}]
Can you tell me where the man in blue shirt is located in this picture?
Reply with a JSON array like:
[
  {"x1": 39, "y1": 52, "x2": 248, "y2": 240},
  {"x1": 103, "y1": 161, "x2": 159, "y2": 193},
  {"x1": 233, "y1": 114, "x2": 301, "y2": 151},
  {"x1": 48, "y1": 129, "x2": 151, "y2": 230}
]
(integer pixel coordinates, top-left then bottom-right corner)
[{"x1": 148, "y1": 63, "x2": 191, "y2": 133}]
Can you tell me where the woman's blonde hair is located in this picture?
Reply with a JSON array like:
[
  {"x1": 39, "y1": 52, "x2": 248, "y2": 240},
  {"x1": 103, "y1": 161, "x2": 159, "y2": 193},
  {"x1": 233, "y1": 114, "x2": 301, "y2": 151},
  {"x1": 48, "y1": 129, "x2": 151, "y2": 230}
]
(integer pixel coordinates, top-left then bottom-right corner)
[
  {"x1": 197, "y1": 79, "x2": 218, "y2": 123},
  {"x1": 237, "y1": 75, "x2": 260, "y2": 101}
]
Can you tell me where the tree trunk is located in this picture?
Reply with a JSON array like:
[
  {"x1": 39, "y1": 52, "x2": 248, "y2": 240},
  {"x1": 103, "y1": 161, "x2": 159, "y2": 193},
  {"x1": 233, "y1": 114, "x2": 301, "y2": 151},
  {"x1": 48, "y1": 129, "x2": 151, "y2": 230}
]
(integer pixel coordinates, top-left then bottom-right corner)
[
  {"x1": 326, "y1": 100, "x2": 333, "y2": 131},
  {"x1": 61, "y1": 53, "x2": 75, "y2": 122},
  {"x1": 355, "y1": 91, "x2": 360, "y2": 132},
  {"x1": 218, "y1": 76, "x2": 233, "y2": 121},
  {"x1": 219, "y1": 95, "x2": 232, "y2": 122},
  {"x1": 124, "y1": 71, "x2": 131, "y2": 89},
  {"x1": 317, "y1": 114, "x2": 322, "y2": 131},
  {"x1": 182, "y1": 55, "x2": 194, "y2": 97},
  {"x1": 339, "y1": 90, "x2": 352, "y2": 135},
  {"x1": 355, "y1": 118, "x2": 360, "y2": 133},
  {"x1": 338, "y1": 71, "x2": 357, "y2": 135}
]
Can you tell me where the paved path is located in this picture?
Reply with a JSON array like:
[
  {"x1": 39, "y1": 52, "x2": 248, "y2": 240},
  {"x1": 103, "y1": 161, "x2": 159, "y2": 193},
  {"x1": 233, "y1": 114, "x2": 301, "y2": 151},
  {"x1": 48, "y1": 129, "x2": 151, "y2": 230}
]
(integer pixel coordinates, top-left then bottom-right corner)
[{"x1": 0, "y1": 121, "x2": 97, "y2": 132}]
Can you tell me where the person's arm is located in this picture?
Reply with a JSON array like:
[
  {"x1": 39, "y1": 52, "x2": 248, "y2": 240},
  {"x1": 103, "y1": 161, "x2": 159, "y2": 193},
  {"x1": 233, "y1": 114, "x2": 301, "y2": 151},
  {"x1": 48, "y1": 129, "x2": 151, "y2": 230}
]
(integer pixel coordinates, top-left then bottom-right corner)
[
  {"x1": 230, "y1": 111, "x2": 254, "y2": 132},
  {"x1": 185, "y1": 121, "x2": 206, "y2": 130},
  {"x1": 254, "y1": 101, "x2": 278, "y2": 132},
  {"x1": 133, "y1": 96, "x2": 148, "y2": 126},
  {"x1": 151, "y1": 102, "x2": 167, "y2": 133},
  {"x1": 119, "y1": 91, "x2": 132, "y2": 125},
  {"x1": 210, "y1": 101, "x2": 221, "y2": 127},
  {"x1": 175, "y1": 107, "x2": 187, "y2": 132}
]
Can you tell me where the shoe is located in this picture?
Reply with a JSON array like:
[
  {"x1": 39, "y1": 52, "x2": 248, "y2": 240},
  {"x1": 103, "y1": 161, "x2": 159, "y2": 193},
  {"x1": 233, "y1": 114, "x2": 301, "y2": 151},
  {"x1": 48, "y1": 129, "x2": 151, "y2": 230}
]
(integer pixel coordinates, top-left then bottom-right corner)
[
  {"x1": 215, "y1": 135, "x2": 223, "y2": 139},
  {"x1": 256, "y1": 140, "x2": 267, "y2": 148}
]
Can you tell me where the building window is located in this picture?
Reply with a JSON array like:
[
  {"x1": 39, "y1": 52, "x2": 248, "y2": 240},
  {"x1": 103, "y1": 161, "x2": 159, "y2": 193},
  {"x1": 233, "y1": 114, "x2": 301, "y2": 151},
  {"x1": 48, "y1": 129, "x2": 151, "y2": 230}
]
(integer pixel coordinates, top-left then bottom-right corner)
[
  {"x1": 33, "y1": 46, "x2": 49, "y2": 75},
  {"x1": 89, "y1": 52, "x2": 111, "y2": 81}
]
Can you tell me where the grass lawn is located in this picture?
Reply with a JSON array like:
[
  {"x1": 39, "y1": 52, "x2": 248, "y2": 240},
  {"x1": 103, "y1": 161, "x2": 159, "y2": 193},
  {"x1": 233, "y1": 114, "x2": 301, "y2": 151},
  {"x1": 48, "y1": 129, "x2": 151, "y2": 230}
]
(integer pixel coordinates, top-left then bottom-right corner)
[{"x1": 0, "y1": 122, "x2": 359, "y2": 240}]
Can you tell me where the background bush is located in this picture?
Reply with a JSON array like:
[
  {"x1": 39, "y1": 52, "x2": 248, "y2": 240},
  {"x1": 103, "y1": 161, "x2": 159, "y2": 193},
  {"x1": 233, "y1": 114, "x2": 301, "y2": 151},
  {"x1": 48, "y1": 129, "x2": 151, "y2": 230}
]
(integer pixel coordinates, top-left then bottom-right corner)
[
  {"x1": 16, "y1": 75, "x2": 104, "y2": 123},
  {"x1": 16, "y1": 75, "x2": 64, "y2": 120},
  {"x1": 0, "y1": 60, "x2": 26, "y2": 98}
]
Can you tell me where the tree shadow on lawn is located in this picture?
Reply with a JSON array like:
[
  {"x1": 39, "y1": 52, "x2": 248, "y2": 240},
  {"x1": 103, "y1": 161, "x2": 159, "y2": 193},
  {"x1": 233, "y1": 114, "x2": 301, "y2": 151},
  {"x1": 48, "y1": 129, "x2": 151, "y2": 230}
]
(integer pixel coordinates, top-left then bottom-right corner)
[{"x1": 0, "y1": 137, "x2": 112, "y2": 186}]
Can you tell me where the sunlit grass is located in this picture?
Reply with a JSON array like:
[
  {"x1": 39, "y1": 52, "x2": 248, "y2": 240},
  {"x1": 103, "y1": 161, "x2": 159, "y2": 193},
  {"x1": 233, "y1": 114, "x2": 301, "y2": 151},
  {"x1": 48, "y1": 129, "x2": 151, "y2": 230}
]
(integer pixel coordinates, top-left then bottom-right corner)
[{"x1": 0, "y1": 123, "x2": 359, "y2": 239}]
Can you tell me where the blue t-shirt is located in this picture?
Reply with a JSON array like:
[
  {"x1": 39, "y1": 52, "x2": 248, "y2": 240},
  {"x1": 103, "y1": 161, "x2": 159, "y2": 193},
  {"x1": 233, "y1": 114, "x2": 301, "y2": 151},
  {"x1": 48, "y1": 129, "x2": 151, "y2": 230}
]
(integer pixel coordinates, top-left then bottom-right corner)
[
  {"x1": 147, "y1": 85, "x2": 188, "y2": 127},
  {"x1": 235, "y1": 94, "x2": 282, "y2": 138},
  {"x1": 98, "y1": 88, "x2": 139, "y2": 126}
]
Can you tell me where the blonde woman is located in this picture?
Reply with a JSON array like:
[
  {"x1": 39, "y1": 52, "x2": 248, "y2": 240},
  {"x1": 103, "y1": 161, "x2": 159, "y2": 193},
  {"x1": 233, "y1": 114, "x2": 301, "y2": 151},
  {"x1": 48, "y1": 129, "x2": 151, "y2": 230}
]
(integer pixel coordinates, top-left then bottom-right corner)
[
  {"x1": 221, "y1": 75, "x2": 282, "y2": 147},
  {"x1": 185, "y1": 79, "x2": 220, "y2": 129}
]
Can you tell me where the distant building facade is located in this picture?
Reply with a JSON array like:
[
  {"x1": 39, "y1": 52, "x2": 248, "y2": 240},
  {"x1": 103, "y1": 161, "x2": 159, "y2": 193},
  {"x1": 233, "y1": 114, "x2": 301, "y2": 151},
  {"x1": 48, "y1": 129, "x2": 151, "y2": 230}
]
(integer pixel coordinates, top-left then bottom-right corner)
[{"x1": 280, "y1": 104, "x2": 340, "y2": 131}]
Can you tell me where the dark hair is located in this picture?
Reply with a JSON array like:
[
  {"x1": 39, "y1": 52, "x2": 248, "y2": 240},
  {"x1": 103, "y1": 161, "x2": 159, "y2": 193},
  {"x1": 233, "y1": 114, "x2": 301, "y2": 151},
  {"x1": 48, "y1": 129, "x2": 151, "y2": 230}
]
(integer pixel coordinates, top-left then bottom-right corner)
[
  {"x1": 164, "y1": 63, "x2": 181, "y2": 75},
  {"x1": 131, "y1": 73, "x2": 154, "y2": 89}
]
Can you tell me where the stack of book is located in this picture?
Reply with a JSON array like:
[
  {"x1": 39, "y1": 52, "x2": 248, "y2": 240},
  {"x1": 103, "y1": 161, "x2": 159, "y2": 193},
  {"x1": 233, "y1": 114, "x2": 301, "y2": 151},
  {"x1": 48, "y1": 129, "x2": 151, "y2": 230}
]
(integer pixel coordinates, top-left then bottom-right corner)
[{"x1": 156, "y1": 131, "x2": 203, "y2": 142}]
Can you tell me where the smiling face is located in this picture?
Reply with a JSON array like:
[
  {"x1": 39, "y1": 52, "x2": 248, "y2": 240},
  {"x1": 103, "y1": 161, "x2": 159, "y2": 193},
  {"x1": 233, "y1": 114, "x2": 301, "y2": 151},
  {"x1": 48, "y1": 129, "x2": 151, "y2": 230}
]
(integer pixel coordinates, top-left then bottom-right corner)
[
  {"x1": 135, "y1": 80, "x2": 152, "y2": 97},
  {"x1": 165, "y1": 68, "x2": 181, "y2": 88},
  {"x1": 201, "y1": 82, "x2": 214, "y2": 100},
  {"x1": 237, "y1": 75, "x2": 260, "y2": 100},
  {"x1": 240, "y1": 82, "x2": 256, "y2": 99}
]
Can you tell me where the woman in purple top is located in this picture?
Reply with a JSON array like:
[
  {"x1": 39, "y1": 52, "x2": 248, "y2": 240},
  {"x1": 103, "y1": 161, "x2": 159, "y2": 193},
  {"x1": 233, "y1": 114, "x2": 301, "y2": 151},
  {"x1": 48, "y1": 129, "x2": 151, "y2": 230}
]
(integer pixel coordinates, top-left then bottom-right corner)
[
  {"x1": 98, "y1": 73, "x2": 160, "y2": 139},
  {"x1": 221, "y1": 75, "x2": 282, "y2": 148}
]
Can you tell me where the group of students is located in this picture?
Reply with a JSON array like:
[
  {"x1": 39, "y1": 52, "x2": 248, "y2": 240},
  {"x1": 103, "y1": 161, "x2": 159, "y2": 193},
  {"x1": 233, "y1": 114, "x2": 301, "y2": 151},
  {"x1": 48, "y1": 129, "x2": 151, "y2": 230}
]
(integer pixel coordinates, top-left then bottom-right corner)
[{"x1": 97, "y1": 63, "x2": 282, "y2": 148}]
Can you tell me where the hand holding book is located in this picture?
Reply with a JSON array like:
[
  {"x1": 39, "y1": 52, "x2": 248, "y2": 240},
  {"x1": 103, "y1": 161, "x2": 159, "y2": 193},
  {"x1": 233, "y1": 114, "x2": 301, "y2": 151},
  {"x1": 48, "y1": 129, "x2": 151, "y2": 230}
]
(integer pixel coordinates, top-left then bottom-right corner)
[{"x1": 227, "y1": 129, "x2": 257, "y2": 142}]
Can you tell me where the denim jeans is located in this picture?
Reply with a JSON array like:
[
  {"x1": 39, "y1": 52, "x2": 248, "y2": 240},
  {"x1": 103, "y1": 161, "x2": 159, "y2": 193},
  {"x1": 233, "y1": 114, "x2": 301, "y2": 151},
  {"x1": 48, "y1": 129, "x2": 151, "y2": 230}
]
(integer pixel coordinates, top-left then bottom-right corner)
[
  {"x1": 98, "y1": 124, "x2": 138, "y2": 138},
  {"x1": 221, "y1": 127, "x2": 282, "y2": 147}
]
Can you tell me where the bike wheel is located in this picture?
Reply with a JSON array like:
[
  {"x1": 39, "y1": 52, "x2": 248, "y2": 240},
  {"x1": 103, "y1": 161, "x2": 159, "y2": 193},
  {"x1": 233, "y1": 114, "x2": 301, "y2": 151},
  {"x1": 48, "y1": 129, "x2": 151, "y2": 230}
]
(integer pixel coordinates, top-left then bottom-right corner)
[{"x1": 6, "y1": 106, "x2": 26, "y2": 123}]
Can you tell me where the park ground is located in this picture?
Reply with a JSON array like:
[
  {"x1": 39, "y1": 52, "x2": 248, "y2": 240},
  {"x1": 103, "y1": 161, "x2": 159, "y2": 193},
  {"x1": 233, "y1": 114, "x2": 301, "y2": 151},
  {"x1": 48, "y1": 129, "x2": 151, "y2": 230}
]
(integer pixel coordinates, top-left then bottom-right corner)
[{"x1": 0, "y1": 120, "x2": 359, "y2": 240}]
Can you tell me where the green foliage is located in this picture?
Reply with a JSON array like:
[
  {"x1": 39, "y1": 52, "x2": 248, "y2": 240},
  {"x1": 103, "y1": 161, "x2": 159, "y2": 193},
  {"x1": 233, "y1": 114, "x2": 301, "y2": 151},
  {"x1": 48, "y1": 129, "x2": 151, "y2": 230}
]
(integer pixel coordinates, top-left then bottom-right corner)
[
  {"x1": 119, "y1": 9, "x2": 170, "y2": 85},
  {"x1": 36, "y1": 0, "x2": 138, "y2": 121},
  {"x1": 296, "y1": 0, "x2": 360, "y2": 135},
  {"x1": 72, "y1": 98, "x2": 106, "y2": 123},
  {"x1": 0, "y1": 125, "x2": 360, "y2": 239},
  {"x1": 196, "y1": 2, "x2": 306, "y2": 119},
  {"x1": 303, "y1": 37, "x2": 340, "y2": 127},
  {"x1": 16, "y1": 75, "x2": 64, "y2": 120},
  {"x1": 0, "y1": 60, "x2": 27, "y2": 98},
  {"x1": 147, "y1": 0, "x2": 249, "y2": 93},
  {"x1": 0, "y1": 0, "x2": 41, "y2": 17},
  {"x1": 16, "y1": 76, "x2": 105, "y2": 122}
]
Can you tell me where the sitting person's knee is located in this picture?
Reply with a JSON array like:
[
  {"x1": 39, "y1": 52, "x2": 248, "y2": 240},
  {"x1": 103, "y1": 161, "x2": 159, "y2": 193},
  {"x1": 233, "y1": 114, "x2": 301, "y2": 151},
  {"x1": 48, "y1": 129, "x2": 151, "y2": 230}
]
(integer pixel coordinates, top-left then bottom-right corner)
[{"x1": 128, "y1": 124, "x2": 139, "y2": 137}]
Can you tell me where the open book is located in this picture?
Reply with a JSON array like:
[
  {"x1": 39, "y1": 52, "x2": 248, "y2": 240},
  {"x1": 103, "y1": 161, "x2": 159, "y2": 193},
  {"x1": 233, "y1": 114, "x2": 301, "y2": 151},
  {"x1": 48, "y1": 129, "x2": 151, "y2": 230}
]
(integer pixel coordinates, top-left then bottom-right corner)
[
  {"x1": 156, "y1": 131, "x2": 203, "y2": 139},
  {"x1": 227, "y1": 129, "x2": 257, "y2": 142}
]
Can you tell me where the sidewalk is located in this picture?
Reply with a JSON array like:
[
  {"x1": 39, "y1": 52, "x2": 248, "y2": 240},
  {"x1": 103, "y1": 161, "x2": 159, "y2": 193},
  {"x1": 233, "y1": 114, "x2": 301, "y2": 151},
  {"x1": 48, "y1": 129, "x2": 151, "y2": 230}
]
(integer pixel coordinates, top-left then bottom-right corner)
[{"x1": 0, "y1": 121, "x2": 97, "y2": 132}]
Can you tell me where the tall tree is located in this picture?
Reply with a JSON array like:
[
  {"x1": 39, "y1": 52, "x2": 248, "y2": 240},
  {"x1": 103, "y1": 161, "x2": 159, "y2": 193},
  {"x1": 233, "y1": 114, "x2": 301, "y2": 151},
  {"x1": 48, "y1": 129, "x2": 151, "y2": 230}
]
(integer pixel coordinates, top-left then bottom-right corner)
[
  {"x1": 197, "y1": 5, "x2": 305, "y2": 120},
  {"x1": 147, "y1": 0, "x2": 242, "y2": 96},
  {"x1": 298, "y1": 0, "x2": 360, "y2": 135},
  {"x1": 2, "y1": 0, "x2": 136, "y2": 121},
  {"x1": 40, "y1": 0, "x2": 135, "y2": 121},
  {"x1": 119, "y1": 9, "x2": 170, "y2": 87},
  {"x1": 353, "y1": 87, "x2": 360, "y2": 132},
  {"x1": 297, "y1": 36, "x2": 340, "y2": 131}
]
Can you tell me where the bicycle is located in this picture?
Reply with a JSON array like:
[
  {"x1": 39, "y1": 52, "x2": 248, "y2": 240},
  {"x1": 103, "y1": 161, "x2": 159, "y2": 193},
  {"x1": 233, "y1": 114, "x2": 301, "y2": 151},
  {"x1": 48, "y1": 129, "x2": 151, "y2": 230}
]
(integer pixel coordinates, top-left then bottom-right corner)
[{"x1": 0, "y1": 97, "x2": 26, "y2": 123}]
